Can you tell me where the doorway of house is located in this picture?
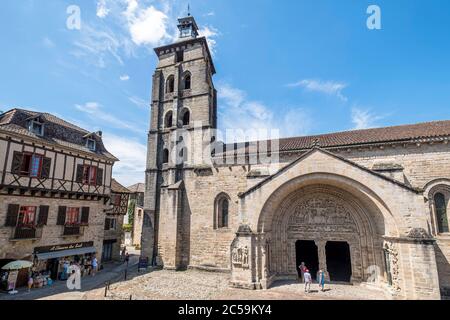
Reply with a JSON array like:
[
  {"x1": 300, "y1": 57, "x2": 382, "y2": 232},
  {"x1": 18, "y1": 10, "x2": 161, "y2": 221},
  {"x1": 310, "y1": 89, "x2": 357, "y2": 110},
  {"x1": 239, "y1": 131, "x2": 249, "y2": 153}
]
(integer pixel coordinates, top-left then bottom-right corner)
[
  {"x1": 47, "y1": 258, "x2": 60, "y2": 280},
  {"x1": 325, "y1": 241, "x2": 352, "y2": 282},
  {"x1": 295, "y1": 240, "x2": 319, "y2": 280}
]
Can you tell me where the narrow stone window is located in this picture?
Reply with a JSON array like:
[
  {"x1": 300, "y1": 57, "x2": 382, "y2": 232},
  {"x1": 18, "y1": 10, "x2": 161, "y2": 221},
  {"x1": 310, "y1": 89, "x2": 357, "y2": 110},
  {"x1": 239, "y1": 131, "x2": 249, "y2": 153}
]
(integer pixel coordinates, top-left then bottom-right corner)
[
  {"x1": 435, "y1": 193, "x2": 449, "y2": 233},
  {"x1": 183, "y1": 73, "x2": 191, "y2": 90},
  {"x1": 166, "y1": 75, "x2": 175, "y2": 93},
  {"x1": 180, "y1": 109, "x2": 190, "y2": 126},
  {"x1": 163, "y1": 149, "x2": 169, "y2": 164},
  {"x1": 178, "y1": 147, "x2": 188, "y2": 164},
  {"x1": 215, "y1": 194, "x2": 230, "y2": 229},
  {"x1": 164, "y1": 111, "x2": 173, "y2": 128}
]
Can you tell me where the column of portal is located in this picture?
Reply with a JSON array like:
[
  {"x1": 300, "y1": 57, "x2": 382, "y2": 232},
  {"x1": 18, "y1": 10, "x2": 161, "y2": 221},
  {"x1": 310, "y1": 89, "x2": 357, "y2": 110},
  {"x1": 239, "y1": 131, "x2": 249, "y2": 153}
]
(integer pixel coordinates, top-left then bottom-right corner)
[{"x1": 316, "y1": 240, "x2": 329, "y2": 281}]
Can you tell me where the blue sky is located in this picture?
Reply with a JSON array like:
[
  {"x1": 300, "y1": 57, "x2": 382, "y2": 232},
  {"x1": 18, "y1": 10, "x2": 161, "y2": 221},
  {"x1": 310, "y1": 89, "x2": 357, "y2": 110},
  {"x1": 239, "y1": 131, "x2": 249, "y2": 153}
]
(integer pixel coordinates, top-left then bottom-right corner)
[{"x1": 1, "y1": 0, "x2": 449, "y2": 185}]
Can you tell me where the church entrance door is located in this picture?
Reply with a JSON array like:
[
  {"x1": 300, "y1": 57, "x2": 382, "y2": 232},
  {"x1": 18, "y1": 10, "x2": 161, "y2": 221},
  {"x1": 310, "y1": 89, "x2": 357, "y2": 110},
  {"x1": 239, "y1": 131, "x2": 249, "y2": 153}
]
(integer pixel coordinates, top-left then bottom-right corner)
[
  {"x1": 295, "y1": 240, "x2": 319, "y2": 280},
  {"x1": 325, "y1": 241, "x2": 352, "y2": 282}
]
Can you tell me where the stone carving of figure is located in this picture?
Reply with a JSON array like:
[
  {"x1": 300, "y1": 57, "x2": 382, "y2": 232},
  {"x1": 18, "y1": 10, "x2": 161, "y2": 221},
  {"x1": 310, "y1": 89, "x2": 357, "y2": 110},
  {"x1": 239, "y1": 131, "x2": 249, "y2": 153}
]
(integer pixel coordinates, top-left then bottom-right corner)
[
  {"x1": 384, "y1": 242, "x2": 400, "y2": 292},
  {"x1": 232, "y1": 247, "x2": 238, "y2": 264},
  {"x1": 242, "y1": 246, "x2": 249, "y2": 267}
]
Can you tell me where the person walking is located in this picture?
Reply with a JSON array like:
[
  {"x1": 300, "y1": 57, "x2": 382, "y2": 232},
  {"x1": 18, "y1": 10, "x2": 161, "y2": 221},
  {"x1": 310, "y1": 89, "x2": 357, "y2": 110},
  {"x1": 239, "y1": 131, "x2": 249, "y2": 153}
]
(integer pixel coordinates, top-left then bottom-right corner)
[
  {"x1": 125, "y1": 253, "x2": 130, "y2": 266},
  {"x1": 91, "y1": 256, "x2": 98, "y2": 276},
  {"x1": 121, "y1": 247, "x2": 127, "y2": 261},
  {"x1": 27, "y1": 275, "x2": 34, "y2": 292},
  {"x1": 317, "y1": 269, "x2": 326, "y2": 292},
  {"x1": 62, "y1": 260, "x2": 70, "y2": 281},
  {"x1": 303, "y1": 269, "x2": 312, "y2": 293},
  {"x1": 298, "y1": 262, "x2": 306, "y2": 283}
]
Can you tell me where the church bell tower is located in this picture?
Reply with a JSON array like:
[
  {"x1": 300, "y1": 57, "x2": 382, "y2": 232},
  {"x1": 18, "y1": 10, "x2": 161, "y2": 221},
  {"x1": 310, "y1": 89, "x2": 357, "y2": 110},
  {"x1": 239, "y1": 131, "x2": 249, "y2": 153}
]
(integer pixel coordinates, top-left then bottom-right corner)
[{"x1": 142, "y1": 14, "x2": 218, "y2": 268}]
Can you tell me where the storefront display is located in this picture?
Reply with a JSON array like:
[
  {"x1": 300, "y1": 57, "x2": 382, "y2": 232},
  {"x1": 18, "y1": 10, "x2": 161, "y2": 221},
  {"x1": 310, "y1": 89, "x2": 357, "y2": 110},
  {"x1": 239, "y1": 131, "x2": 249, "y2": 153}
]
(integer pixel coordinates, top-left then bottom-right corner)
[{"x1": 33, "y1": 241, "x2": 97, "y2": 281}]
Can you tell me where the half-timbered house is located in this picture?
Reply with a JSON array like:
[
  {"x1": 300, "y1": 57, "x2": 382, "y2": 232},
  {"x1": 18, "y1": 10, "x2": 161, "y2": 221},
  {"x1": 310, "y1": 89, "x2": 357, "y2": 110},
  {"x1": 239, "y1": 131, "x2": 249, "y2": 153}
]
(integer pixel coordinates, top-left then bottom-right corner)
[
  {"x1": 0, "y1": 108, "x2": 118, "y2": 281},
  {"x1": 103, "y1": 179, "x2": 130, "y2": 261}
]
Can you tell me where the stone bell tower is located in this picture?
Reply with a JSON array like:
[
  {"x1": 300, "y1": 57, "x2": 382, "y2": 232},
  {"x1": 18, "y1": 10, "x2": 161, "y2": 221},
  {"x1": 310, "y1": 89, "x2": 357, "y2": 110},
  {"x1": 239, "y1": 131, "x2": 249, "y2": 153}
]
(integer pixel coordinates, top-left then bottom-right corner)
[{"x1": 142, "y1": 14, "x2": 217, "y2": 269}]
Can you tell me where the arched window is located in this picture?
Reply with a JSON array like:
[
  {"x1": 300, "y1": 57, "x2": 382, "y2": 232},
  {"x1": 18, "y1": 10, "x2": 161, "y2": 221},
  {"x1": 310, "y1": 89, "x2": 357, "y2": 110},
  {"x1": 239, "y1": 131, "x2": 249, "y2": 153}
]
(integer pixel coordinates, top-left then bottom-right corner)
[
  {"x1": 435, "y1": 193, "x2": 449, "y2": 233},
  {"x1": 162, "y1": 149, "x2": 169, "y2": 164},
  {"x1": 215, "y1": 194, "x2": 230, "y2": 229},
  {"x1": 164, "y1": 111, "x2": 173, "y2": 128},
  {"x1": 183, "y1": 72, "x2": 191, "y2": 90},
  {"x1": 166, "y1": 75, "x2": 175, "y2": 93},
  {"x1": 178, "y1": 147, "x2": 188, "y2": 164},
  {"x1": 180, "y1": 109, "x2": 190, "y2": 126},
  {"x1": 143, "y1": 213, "x2": 152, "y2": 228}
]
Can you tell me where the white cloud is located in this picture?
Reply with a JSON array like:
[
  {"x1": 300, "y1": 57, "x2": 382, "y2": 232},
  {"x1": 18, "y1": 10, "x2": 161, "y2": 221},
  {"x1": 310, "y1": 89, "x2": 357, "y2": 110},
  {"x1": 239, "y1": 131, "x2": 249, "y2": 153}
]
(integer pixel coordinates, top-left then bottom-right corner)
[
  {"x1": 204, "y1": 11, "x2": 215, "y2": 17},
  {"x1": 288, "y1": 79, "x2": 348, "y2": 101},
  {"x1": 75, "y1": 102, "x2": 144, "y2": 134},
  {"x1": 351, "y1": 108, "x2": 383, "y2": 130},
  {"x1": 199, "y1": 26, "x2": 219, "y2": 55},
  {"x1": 217, "y1": 83, "x2": 312, "y2": 142},
  {"x1": 125, "y1": 2, "x2": 171, "y2": 46},
  {"x1": 70, "y1": 1, "x2": 220, "y2": 67},
  {"x1": 128, "y1": 96, "x2": 148, "y2": 108},
  {"x1": 71, "y1": 24, "x2": 127, "y2": 68},
  {"x1": 120, "y1": 74, "x2": 130, "y2": 81},
  {"x1": 75, "y1": 102, "x2": 100, "y2": 113},
  {"x1": 102, "y1": 133, "x2": 146, "y2": 186},
  {"x1": 96, "y1": 0, "x2": 110, "y2": 18},
  {"x1": 42, "y1": 37, "x2": 55, "y2": 48}
]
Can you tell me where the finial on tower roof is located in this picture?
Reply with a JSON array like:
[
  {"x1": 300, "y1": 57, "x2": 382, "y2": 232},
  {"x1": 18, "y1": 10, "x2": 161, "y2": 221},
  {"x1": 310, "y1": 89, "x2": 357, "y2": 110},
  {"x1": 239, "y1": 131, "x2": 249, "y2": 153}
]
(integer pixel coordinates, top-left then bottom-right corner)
[{"x1": 177, "y1": 9, "x2": 199, "y2": 39}]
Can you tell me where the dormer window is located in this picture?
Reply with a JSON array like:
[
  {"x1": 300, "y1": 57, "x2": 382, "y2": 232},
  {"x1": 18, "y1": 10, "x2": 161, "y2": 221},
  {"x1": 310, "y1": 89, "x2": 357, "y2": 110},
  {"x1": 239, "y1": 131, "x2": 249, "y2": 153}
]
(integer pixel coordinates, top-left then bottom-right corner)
[
  {"x1": 29, "y1": 121, "x2": 44, "y2": 136},
  {"x1": 87, "y1": 138, "x2": 96, "y2": 151}
]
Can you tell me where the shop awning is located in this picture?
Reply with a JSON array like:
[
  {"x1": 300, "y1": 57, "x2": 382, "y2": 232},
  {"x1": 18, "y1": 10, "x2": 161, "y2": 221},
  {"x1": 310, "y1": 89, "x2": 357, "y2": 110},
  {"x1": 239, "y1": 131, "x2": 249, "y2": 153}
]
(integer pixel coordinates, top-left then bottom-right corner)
[{"x1": 35, "y1": 247, "x2": 97, "y2": 260}]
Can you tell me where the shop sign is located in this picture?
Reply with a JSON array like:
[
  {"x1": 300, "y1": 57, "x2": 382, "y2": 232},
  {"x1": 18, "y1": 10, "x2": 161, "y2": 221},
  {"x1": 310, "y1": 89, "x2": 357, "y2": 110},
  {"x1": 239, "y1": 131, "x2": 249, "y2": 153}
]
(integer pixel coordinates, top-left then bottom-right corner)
[
  {"x1": 7, "y1": 271, "x2": 18, "y2": 290},
  {"x1": 34, "y1": 241, "x2": 94, "y2": 254}
]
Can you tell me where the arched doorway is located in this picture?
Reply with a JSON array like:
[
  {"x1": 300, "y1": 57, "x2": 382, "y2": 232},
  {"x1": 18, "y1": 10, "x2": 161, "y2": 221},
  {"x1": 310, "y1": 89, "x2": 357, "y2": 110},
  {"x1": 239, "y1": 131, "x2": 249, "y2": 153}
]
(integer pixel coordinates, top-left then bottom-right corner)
[{"x1": 263, "y1": 185, "x2": 384, "y2": 284}]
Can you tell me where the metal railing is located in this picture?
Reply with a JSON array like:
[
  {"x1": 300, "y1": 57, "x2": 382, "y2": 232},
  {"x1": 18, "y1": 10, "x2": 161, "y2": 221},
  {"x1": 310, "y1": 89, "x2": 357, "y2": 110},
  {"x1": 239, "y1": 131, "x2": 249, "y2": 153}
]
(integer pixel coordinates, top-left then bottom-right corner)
[
  {"x1": 63, "y1": 225, "x2": 84, "y2": 236},
  {"x1": 12, "y1": 226, "x2": 42, "y2": 240}
]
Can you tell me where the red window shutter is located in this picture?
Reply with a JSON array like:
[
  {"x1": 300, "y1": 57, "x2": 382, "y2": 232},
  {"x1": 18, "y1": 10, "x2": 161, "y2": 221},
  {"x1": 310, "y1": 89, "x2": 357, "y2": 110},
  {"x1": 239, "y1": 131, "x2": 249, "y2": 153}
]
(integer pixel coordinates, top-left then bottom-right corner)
[
  {"x1": 5, "y1": 204, "x2": 20, "y2": 227},
  {"x1": 81, "y1": 207, "x2": 90, "y2": 225},
  {"x1": 89, "y1": 166, "x2": 97, "y2": 185},
  {"x1": 57, "y1": 206, "x2": 67, "y2": 225},
  {"x1": 37, "y1": 206, "x2": 49, "y2": 226}
]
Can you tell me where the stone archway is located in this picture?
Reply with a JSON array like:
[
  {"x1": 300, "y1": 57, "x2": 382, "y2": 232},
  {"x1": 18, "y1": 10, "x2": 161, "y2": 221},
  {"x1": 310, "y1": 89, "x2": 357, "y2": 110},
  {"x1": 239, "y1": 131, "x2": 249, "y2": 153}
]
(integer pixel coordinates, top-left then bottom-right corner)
[
  {"x1": 231, "y1": 150, "x2": 441, "y2": 299},
  {"x1": 265, "y1": 185, "x2": 383, "y2": 284}
]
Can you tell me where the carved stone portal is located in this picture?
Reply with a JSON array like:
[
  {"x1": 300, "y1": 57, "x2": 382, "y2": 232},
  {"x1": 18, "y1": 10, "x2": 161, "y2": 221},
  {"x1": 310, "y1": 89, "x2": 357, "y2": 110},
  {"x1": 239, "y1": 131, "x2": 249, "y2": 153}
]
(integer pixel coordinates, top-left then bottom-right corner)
[
  {"x1": 286, "y1": 195, "x2": 359, "y2": 234},
  {"x1": 232, "y1": 245, "x2": 249, "y2": 269}
]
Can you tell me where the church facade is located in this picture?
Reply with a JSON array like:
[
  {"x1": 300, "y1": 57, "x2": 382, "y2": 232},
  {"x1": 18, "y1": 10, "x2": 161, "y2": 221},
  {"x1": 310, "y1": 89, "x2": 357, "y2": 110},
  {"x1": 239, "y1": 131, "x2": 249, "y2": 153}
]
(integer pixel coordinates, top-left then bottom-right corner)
[{"x1": 142, "y1": 15, "x2": 450, "y2": 300}]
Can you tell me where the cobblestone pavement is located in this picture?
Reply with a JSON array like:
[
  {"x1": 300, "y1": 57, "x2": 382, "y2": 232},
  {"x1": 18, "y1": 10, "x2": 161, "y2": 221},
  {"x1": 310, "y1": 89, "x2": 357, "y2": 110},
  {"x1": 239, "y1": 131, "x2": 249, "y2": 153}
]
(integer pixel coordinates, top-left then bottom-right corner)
[
  {"x1": 1, "y1": 256, "x2": 389, "y2": 300},
  {"x1": 98, "y1": 269, "x2": 389, "y2": 301}
]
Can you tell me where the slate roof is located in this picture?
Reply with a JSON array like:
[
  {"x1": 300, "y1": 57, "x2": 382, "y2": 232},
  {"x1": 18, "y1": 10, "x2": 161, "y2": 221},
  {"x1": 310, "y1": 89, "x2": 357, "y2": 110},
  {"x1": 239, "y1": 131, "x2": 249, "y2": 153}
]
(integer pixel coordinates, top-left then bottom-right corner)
[
  {"x1": 217, "y1": 120, "x2": 450, "y2": 156},
  {"x1": 111, "y1": 179, "x2": 131, "y2": 194},
  {"x1": 127, "y1": 183, "x2": 145, "y2": 194},
  {"x1": 0, "y1": 108, "x2": 118, "y2": 161}
]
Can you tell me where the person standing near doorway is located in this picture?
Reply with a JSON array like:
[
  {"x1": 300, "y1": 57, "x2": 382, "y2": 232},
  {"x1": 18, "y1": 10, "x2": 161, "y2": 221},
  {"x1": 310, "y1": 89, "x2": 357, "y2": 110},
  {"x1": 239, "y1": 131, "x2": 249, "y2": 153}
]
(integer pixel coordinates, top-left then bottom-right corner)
[
  {"x1": 317, "y1": 269, "x2": 326, "y2": 292},
  {"x1": 27, "y1": 273, "x2": 34, "y2": 292},
  {"x1": 303, "y1": 269, "x2": 312, "y2": 293},
  {"x1": 91, "y1": 256, "x2": 98, "y2": 276},
  {"x1": 298, "y1": 262, "x2": 306, "y2": 282}
]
